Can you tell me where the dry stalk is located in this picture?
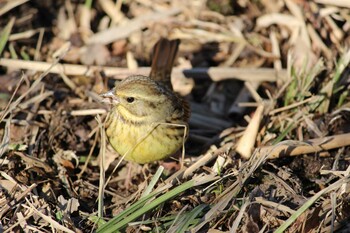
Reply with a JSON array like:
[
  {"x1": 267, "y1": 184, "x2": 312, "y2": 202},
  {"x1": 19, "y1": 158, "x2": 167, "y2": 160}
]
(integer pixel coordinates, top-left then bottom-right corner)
[{"x1": 257, "y1": 133, "x2": 350, "y2": 159}]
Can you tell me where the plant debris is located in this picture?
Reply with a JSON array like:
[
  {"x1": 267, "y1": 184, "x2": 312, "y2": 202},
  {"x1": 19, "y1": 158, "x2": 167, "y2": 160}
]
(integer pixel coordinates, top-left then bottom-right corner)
[{"x1": 1, "y1": 0, "x2": 350, "y2": 232}]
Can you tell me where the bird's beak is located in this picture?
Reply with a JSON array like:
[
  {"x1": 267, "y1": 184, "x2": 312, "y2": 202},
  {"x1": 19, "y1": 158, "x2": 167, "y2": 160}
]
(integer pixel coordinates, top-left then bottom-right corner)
[{"x1": 100, "y1": 88, "x2": 119, "y2": 105}]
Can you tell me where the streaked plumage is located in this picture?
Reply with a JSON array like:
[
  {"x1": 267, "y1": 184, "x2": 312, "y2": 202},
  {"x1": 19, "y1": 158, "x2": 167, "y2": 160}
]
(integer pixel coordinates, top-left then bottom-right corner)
[{"x1": 102, "y1": 39, "x2": 189, "y2": 164}]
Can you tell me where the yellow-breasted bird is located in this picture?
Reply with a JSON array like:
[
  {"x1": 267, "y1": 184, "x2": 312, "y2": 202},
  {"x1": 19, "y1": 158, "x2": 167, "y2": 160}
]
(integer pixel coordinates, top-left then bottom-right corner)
[{"x1": 101, "y1": 38, "x2": 190, "y2": 164}]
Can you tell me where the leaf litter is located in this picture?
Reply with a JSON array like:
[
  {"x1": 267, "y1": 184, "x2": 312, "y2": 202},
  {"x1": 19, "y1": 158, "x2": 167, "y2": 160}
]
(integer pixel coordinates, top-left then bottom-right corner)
[{"x1": 0, "y1": 0, "x2": 350, "y2": 232}]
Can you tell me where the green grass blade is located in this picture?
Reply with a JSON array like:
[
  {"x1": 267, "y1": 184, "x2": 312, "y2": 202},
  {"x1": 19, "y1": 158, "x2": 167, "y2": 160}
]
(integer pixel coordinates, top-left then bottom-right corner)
[
  {"x1": 274, "y1": 176, "x2": 350, "y2": 233},
  {"x1": 8, "y1": 43, "x2": 18, "y2": 59},
  {"x1": 333, "y1": 49, "x2": 350, "y2": 84},
  {"x1": 177, "y1": 204, "x2": 207, "y2": 233},
  {"x1": 97, "y1": 180, "x2": 195, "y2": 233},
  {"x1": 0, "y1": 17, "x2": 15, "y2": 56},
  {"x1": 272, "y1": 122, "x2": 295, "y2": 145},
  {"x1": 85, "y1": 0, "x2": 93, "y2": 8},
  {"x1": 97, "y1": 188, "x2": 162, "y2": 232},
  {"x1": 141, "y1": 166, "x2": 164, "y2": 198}
]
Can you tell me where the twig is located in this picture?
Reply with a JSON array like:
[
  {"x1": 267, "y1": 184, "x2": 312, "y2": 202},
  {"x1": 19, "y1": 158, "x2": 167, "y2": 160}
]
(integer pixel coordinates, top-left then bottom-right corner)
[
  {"x1": 96, "y1": 115, "x2": 106, "y2": 219},
  {"x1": 236, "y1": 104, "x2": 265, "y2": 159},
  {"x1": 269, "y1": 96, "x2": 317, "y2": 115},
  {"x1": 0, "y1": 0, "x2": 29, "y2": 17},
  {"x1": 257, "y1": 133, "x2": 350, "y2": 159},
  {"x1": 24, "y1": 197, "x2": 75, "y2": 233},
  {"x1": 0, "y1": 73, "x2": 25, "y2": 122},
  {"x1": 87, "y1": 7, "x2": 181, "y2": 44},
  {"x1": 65, "y1": 109, "x2": 107, "y2": 116},
  {"x1": 77, "y1": 130, "x2": 99, "y2": 179},
  {"x1": 0, "y1": 58, "x2": 287, "y2": 82},
  {"x1": 0, "y1": 56, "x2": 64, "y2": 123},
  {"x1": 315, "y1": 0, "x2": 350, "y2": 8},
  {"x1": 0, "y1": 183, "x2": 37, "y2": 219},
  {"x1": 183, "y1": 143, "x2": 233, "y2": 178}
]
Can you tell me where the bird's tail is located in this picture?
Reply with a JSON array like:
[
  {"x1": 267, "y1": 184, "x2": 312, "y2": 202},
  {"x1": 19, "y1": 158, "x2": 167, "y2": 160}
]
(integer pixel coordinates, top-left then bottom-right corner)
[{"x1": 149, "y1": 38, "x2": 180, "y2": 89}]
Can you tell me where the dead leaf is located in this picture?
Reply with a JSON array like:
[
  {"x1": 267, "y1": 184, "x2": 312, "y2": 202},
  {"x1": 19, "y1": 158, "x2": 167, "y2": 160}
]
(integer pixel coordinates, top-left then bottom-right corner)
[
  {"x1": 58, "y1": 195, "x2": 80, "y2": 214},
  {"x1": 80, "y1": 44, "x2": 111, "y2": 65}
]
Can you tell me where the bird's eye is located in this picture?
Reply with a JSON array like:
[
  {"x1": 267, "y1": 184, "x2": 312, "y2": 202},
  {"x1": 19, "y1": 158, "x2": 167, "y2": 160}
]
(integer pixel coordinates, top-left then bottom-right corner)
[{"x1": 126, "y1": 97, "x2": 135, "y2": 103}]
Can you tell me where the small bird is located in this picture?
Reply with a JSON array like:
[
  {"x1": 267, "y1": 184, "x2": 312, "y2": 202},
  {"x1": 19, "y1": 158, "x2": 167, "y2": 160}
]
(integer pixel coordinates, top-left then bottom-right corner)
[{"x1": 101, "y1": 38, "x2": 190, "y2": 164}]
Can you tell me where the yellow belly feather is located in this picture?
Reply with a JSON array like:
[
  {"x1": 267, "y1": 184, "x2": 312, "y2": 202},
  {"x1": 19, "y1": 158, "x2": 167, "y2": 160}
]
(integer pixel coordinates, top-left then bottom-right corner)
[{"x1": 106, "y1": 113, "x2": 184, "y2": 164}]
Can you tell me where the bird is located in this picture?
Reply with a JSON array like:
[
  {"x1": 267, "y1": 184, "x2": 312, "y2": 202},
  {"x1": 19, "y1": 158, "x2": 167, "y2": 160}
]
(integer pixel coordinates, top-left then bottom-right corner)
[{"x1": 101, "y1": 38, "x2": 190, "y2": 164}]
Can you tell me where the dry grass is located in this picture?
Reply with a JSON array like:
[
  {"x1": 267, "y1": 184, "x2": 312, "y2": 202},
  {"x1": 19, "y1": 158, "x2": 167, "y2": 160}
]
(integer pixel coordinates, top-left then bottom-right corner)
[{"x1": 1, "y1": 0, "x2": 350, "y2": 232}]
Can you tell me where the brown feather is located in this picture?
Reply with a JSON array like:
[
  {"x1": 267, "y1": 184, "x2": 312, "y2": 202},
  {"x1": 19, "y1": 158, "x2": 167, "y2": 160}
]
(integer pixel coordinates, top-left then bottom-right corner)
[{"x1": 149, "y1": 38, "x2": 180, "y2": 89}]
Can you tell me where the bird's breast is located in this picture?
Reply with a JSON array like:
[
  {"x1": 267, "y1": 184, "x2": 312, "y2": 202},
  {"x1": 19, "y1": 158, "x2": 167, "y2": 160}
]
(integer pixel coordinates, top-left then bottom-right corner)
[{"x1": 105, "y1": 110, "x2": 187, "y2": 164}]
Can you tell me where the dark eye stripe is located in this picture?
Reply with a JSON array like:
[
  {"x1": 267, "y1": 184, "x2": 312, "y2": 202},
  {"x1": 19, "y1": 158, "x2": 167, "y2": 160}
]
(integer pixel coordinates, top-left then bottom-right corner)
[{"x1": 126, "y1": 97, "x2": 135, "y2": 103}]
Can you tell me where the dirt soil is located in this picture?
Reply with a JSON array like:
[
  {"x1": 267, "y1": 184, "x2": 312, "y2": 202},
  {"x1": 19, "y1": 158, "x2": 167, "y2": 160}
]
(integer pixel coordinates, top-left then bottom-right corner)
[{"x1": 1, "y1": 0, "x2": 350, "y2": 232}]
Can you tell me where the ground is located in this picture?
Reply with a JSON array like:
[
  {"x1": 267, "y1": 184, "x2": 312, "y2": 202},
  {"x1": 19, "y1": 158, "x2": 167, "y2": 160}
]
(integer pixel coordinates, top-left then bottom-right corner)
[{"x1": 0, "y1": 0, "x2": 350, "y2": 232}]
